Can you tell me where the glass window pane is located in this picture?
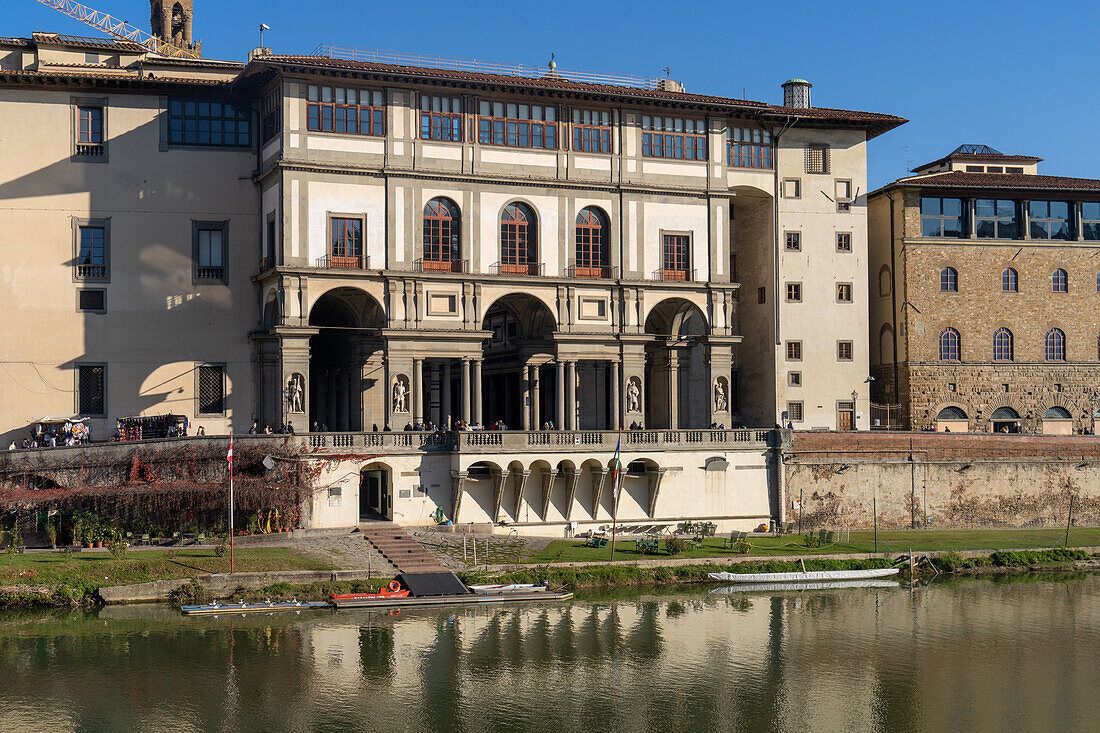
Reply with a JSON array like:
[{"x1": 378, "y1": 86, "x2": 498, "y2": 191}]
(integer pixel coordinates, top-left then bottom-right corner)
[
  {"x1": 942, "y1": 198, "x2": 962, "y2": 217},
  {"x1": 1050, "y1": 201, "x2": 1069, "y2": 219},
  {"x1": 921, "y1": 219, "x2": 942, "y2": 237},
  {"x1": 1083, "y1": 202, "x2": 1100, "y2": 220},
  {"x1": 921, "y1": 198, "x2": 940, "y2": 215},
  {"x1": 976, "y1": 199, "x2": 995, "y2": 217}
]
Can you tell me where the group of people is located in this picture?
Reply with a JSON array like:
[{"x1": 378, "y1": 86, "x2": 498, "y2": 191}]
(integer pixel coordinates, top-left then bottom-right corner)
[
  {"x1": 249, "y1": 420, "x2": 296, "y2": 435},
  {"x1": 8, "y1": 422, "x2": 91, "y2": 450}
]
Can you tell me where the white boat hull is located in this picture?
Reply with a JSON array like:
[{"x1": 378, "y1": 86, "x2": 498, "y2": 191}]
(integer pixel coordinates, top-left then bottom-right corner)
[
  {"x1": 707, "y1": 568, "x2": 900, "y2": 584},
  {"x1": 710, "y1": 579, "x2": 900, "y2": 593},
  {"x1": 467, "y1": 584, "x2": 547, "y2": 595}
]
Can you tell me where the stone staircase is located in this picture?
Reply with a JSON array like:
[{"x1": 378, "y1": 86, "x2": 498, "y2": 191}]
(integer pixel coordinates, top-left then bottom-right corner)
[{"x1": 359, "y1": 523, "x2": 449, "y2": 573}]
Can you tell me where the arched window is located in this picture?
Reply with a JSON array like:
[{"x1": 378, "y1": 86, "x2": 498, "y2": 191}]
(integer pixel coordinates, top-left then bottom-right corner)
[
  {"x1": 1052, "y1": 268, "x2": 1068, "y2": 292},
  {"x1": 1045, "y1": 328, "x2": 1066, "y2": 361},
  {"x1": 499, "y1": 202, "x2": 538, "y2": 275},
  {"x1": 1042, "y1": 406, "x2": 1071, "y2": 419},
  {"x1": 936, "y1": 406, "x2": 967, "y2": 420},
  {"x1": 1001, "y1": 268, "x2": 1018, "y2": 292},
  {"x1": 940, "y1": 267, "x2": 958, "y2": 292},
  {"x1": 422, "y1": 197, "x2": 461, "y2": 271},
  {"x1": 939, "y1": 328, "x2": 961, "y2": 361},
  {"x1": 993, "y1": 328, "x2": 1013, "y2": 361},
  {"x1": 574, "y1": 207, "x2": 609, "y2": 278}
]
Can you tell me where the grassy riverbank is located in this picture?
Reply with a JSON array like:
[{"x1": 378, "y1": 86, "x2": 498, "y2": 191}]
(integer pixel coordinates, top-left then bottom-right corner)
[
  {"x1": 523, "y1": 528, "x2": 1100, "y2": 563},
  {"x1": 0, "y1": 548, "x2": 333, "y2": 607}
]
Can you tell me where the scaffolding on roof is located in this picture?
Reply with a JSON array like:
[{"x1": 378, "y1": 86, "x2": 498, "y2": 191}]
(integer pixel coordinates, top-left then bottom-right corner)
[{"x1": 309, "y1": 42, "x2": 661, "y2": 90}]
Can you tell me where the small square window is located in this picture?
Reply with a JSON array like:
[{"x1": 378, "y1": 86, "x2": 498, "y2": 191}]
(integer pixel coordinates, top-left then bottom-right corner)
[
  {"x1": 788, "y1": 372, "x2": 802, "y2": 387},
  {"x1": 836, "y1": 232, "x2": 852, "y2": 252},
  {"x1": 948, "y1": 383, "x2": 957, "y2": 392},
  {"x1": 786, "y1": 341, "x2": 802, "y2": 361},
  {"x1": 836, "y1": 283, "x2": 853, "y2": 302},
  {"x1": 78, "y1": 289, "x2": 106, "y2": 313},
  {"x1": 837, "y1": 341, "x2": 853, "y2": 361},
  {"x1": 785, "y1": 232, "x2": 801, "y2": 251},
  {"x1": 786, "y1": 282, "x2": 802, "y2": 302},
  {"x1": 787, "y1": 401, "x2": 804, "y2": 422},
  {"x1": 782, "y1": 178, "x2": 801, "y2": 199},
  {"x1": 758, "y1": 287, "x2": 766, "y2": 304}
]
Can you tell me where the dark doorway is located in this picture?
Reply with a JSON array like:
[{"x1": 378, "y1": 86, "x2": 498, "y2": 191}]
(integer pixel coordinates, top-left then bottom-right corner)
[{"x1": 359, "y1": 467, "x2": 391, "y2": 521}]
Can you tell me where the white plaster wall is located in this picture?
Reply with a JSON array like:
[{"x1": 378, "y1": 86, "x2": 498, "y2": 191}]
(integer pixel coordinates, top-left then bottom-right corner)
[
  {"x1": 306, "y1": 180, "x2": 386, "y2": 267},
  {"x1": 477, "y1": 192, "x2": 560, "y2": 276},
  {"x1": 640, "y1": 201, "x2": 709, "y2": 279}
]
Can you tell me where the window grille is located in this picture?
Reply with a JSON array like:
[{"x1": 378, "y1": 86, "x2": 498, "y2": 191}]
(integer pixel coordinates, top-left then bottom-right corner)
[
  {"x1": 837, "y1": 341, "x2": 853, "y2": 360},
  {"x1": 78, "y1": 365, "x2": 105, "y2": 415},
  {"x1": 1052, "y1": 268, "x2": 1068, "y2": 292},
  {"x1": 804, "y1": 143, "x2": 829, "y2": 174},
  {"x1": 787, "y1": 402, "x2": 803, "y2": 421},
  {"x1": 198, "y1": 365, "x2": 225, "y2": 415},
  {"x1": 78, "y1": 289, "x2": 105, "y2": 312},
  {"x1": 1045, "y1": 329, "x2": 1066, "y2": 362},
  {"x1": 1002, "y1": 268, "x2": 1018, "y2": 292},
  {"x1": 940, "y1": 267, "x2": 958, "y2": 292},
  {"x1": 786, "y1": 341, "x2": 802, "y2": 361}
]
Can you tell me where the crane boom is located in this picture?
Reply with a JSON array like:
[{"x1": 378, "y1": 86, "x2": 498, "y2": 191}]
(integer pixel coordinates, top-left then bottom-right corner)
[{"x1": 33, "y1": 0, "x2": 202, "y2": 59}]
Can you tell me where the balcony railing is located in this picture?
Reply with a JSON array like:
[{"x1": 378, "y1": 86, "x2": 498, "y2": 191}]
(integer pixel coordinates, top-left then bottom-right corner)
[
  {"x1": 315, "y1": 253, "x2": 369, "y2": 270},
  {"x1": 566, "y1": 265, "x2": 618, "y2": 279},
  {"x1": 75, "y1": 143, "x2": 105, "y2": 158},
  {"x1": 414, "y1": 258, "x2": 468, "y2": 273},
  {"x1": 489, "y1": 261, "x2": 544, "y2": 276},
  {"x1": 259, "y1": 256, "x2": 275, "y2": 273},
  {"x1": 76, "y1": 263, "x2": 107, "y2": 279},
  {"x1": 652, "y1": 268, "x2": 696, "y2": 282},
  {"x1": 196, "y1": 266, "x2": 224, "y2": 281}
]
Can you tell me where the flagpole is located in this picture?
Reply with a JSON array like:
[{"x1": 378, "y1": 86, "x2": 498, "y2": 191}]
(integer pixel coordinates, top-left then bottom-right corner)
[
  {"x1": 228, "y1": 429, "x2": 235, "y2": 575},
  {"x1": 610, "y1": 436, "x2": 621, "y2": 561}
]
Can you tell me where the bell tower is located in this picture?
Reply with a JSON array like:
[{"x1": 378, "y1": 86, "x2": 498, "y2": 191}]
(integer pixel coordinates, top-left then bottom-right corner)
[{"x1": 150, "y1": 1, "x2": 201, "y2": 56}]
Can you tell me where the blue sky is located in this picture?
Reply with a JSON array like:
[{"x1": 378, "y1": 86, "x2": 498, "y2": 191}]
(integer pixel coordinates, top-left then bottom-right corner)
[{"x1": 6, "y1": 0, "x2": 1098, "y2": 188}]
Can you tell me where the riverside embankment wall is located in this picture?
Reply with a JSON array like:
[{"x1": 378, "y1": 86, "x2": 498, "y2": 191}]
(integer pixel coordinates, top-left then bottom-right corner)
[{"x1": 783, "y1": 432, "x2": 1100, "y2": 529}]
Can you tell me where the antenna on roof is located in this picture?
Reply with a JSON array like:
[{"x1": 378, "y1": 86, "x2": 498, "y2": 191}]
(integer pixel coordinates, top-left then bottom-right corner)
[{"x1": 663, "y1": 66, "x2": 671, "y2": 78}]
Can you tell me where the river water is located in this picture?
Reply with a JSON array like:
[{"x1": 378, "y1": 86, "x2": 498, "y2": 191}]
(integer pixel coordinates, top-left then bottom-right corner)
[{"x1": 0, "y1": 575, "x2": 1097, "y2": 732}]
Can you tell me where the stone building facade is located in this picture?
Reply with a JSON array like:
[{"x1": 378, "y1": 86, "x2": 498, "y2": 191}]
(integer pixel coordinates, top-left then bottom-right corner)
[{"x1": 868, "y1": 146, "x2": 1100, "y2": 434}]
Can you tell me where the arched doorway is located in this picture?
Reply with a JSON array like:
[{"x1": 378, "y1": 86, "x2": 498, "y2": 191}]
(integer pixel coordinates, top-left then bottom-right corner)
[
  {"x1": 990, "y1": 406, "x2": 1021, "y2": 434},
  {"x1": 360, "y1": 462, "x2": 392, "y2": 521},
  {"x1": 309, "y1": 288, "x2": 385, "y2": 431},
  {"x1": 1041, "y1": 406, "x2": 1073, "y2": 435},
  {"x1": 481, "y1": 293, "x2": 557, "y2": 429},
  {"x1": 934, "y1": 406, "x2": 968, "y2": 433},
  {"x1": 645, "y1": 298, "x2": 708, "y2": 428}
]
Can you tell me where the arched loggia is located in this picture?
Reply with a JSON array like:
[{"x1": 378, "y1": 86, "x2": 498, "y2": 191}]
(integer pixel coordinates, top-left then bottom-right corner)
[
  {"x1": 644, "y1": 298, "x2": 709, "y2": 428},
  {"x1": 308, "y1": 287, "x2": 385, "y2": 431}
]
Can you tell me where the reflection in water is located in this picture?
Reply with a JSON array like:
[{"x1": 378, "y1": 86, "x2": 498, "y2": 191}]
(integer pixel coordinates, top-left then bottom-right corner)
[{"x1": 0, "y1": 576, "x2": 1097, "y2": 732}]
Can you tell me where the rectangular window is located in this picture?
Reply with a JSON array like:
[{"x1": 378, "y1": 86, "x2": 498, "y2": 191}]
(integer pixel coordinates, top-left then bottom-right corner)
[
  {"x1": 420, "y1": 94, "x2": 464, "y2": 142},
  {"x1": 329, "y1": 217, "x2": 364, "y2": 268},
  {"x1": 757, "y1": 287, "x2": 766, "y2": 304},
  {"x1": 262, "y1": 88, "x2": 281, "y2": 143},
  {"x1": 641, "y1": 115, "x2": 706, "y2": 160},
  {"x1": 965, "y1": 165, "x2": 984, "y2": 172},
  {"x1": 572, "y1": 109, "x2": 612, "y2": 153},
  {"x1": 786, "y1": 341, "x2": 802, "y2": 361},
  {"x1": 1006, "y1": 166, "x2": 1023, "y2": 173},
  {"x1": 788, "y1": 372, "x2": 802, "y2": 387},
  {"x1": 307, "y1": 86, "x2": 385, "y2": 137},
  {"x1": 478, "y1": 101, "x2": 557, "y2": 149},
  {"x1": 782, "y1": 178, "x2": 801, "y2": 198},
  {"x1": 76, "y1": 105, "x2": 105, "y2": 157},
  {"x1": 77, "y1": 364, "x2": 105, "y2": 416},
  {"x1": 727, "y1": 126, "x2": 772, "y2": 168},
  {"x1": 786, "y1": 282, "x2": 802, "y2": 302},
  {"x1": 661, "y1": 234, "x2": 691, "y2": 280},
  {"x1": 837, "y1": 341, "x2": 853, "y2": 361},
  {"x1": 194, "y1": 222, "x2": 227, "y2": 282},
  {"x1": 976, "y1": 199, "x2": 1019, "y2": 239},
  {"x1": 78, "y1": 289, "x2": 105, "y2": 313},
  {"x1": 785, "y1": 232, "x2": 801, "y2": 251},
  {"x1": 76, "y1": 223, "x2": 108, "y2": 280},
  {"x1": 168, "y1": 97, "x2": 251, "y2": 147},
  {"x1": 986, "y1": 166, "x2": 1003, "y2": 173},
  {"x1": 1029, "y1": 201, "x2": 1071, "y2": 240},
  {"x1": 836, "y1": 232, "x2": 852, "y2": 252},
  {"x1": 836, "y1": 283, "x2": 853, "y2": 302},
  {"x1": 197, "y1": 364, "x2": 225, "y2": 416},
  {"x1": 804, "y1": 143, "x2": 830, "y2": 174},
  {"x1": 787, "y1": 401, "x2": 804, "y2": 422},
  {"x1": 920, "y1": 197, "x2": 965, "y2": 237},
  {"x1": 1083, "y1": 202, "x2": 1100, "y2": 240},
  {"x1": 835, "y1": 179, "x2": 852, "y2": 212}
]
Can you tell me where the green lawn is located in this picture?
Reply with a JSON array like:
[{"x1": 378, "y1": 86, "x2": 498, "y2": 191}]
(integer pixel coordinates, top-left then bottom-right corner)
[
  {"x1": 522, "y1": 528, "x2": 1100, "y2": 564},
  {"x1": 0, "y1": 548, "x2": 333, "y2": 591}
]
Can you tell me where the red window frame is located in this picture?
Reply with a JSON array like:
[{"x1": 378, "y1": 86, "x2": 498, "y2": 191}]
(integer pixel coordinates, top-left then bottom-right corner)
[
  {"x1": 329, "y1": 217, "x2": 363, "y2": 268},
  {"x1": 575, "y1": 207, "x2": 609, "y2": 277},
  {"x1": 420, "y1": 95, "x2": 463, "y2": 142},
  {"x1": 500, "y1": 203, "x2": 536, "y2": 274},
  {"x1": 727, "y1": 126, "x2": 772, "y2": 168},
  {"x1": 307, "y1": 86, "x2": 385, "y2": 137},
  {"x1": 572, "y1": 109, "x2": 612, "y2": 153},
  {"x1": 662, "y1": 234, "x2": 690, "y2": 280},
  {"x1": 423, "y1": 198, "x2": 460, "y2": 271}
]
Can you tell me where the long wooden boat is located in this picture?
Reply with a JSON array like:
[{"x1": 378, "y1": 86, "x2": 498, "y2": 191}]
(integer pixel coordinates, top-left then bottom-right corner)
[
  {"x1": 707, "y1": 567, "x2": 900, "y2": 584},
  {"x1": 330, "y1": 590, "x2": 571, "y2": 609},
  {"x1": 329, "y1": 572, "x2": 570, "y2": 610},
  {"x1": 182, "y1": 599, "x2": 329, "y2": 616}
]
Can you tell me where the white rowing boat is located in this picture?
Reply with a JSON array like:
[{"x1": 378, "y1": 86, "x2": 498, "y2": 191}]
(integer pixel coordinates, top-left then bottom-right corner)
[
  {"x1": 707, "y1": 567, "x2": 900, "y2": 584},
  {"x1": 467, "y1": 583, "x2": 548, "y2": 595},
  {"x1": 709, "y1": 579, "x2": 901, "y2": 594}
]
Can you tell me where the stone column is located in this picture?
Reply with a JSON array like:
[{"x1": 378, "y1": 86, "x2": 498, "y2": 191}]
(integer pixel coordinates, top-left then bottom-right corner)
[
  {"x1": 471, "y1": 359, "x2": 482, "y2": 425},
  {"x1": 461, "y1": 358, "x2": 471, "y2": 423},
  {"x1": 668, "y1": 353, "x2": 679, "y2": 429},
  {"x1": 610, "y1": 360, "x2": 621, "y2": 431},
  {"x1": 430, "y1": 363, "x2": 441, "y2": 426},
  {"x1": 521, "y1": 366, "x2": 530, "y2": 431},
  {"x1": 413, "y1": 358, "x2": 423, "y2": 424},
  {"x1": 530, "y1": 365, "x2": 541, "y2": 429},
  {"x1": 442, "y1": 361, "x2": 452, "y2": 428},
  {"x1": 565, "y1": 361, "x2": 577, "y2": 430},
  {"x1": 556, "y1": 360, "x2": 565, "y2": 429}
]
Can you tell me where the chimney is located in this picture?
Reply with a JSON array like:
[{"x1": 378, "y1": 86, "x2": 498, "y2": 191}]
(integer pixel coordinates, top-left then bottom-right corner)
[
  {"x1": 781, "y1": 79, "x2": 812, "y2": 109},
  {"x1": 656, "y1": 78, "x2": 685, "y2": 93}
]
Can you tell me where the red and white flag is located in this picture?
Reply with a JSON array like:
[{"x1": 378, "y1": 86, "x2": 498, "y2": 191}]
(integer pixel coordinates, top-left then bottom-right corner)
[{"x1": 227, "y1": 430, "x2": 234, "y2": 464}]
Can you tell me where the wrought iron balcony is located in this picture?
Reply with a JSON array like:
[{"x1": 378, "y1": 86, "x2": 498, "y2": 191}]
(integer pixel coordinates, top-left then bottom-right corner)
[
  {"x1": 414, "y1": 258, "x2": 468, "y2": 273},
  {"x1": 566, "y1": 264, "x2": 617, "y2": 279},
  {"x1": 652, "y1": 268, "x2": 696, "y2": 282},
  {"x1": 315, "y1": 253, "x2": 368, "y2": 270},
  {"x1": 489, "y1": 261, "x2": 544, "y2": 276}
]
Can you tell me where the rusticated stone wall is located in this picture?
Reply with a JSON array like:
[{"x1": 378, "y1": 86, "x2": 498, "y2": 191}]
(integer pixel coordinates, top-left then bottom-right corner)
[{"x1": 783, "y1": 431, "x2": 1100, "y2": 529}]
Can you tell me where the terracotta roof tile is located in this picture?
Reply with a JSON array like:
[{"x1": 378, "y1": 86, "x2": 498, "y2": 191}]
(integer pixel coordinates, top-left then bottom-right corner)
[
  {"x1": 897, "y1": 171, "x2": 1100, "y2": 192},
  {"x1": 0, "y1": 68, "x2": 226, "y2": 86}
]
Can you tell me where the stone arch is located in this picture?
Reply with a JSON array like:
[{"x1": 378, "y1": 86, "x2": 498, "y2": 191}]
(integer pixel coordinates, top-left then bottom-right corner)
[
  {"x1": 878, "y1": 323, "x2": 895, "y2": 366},
  {"x1": 932, "y1": 402, "x2": 969, "y2": 432},
  {"x1": 500, "y1": 459, "x2": 528, "y2": 523},
  {"x1": 546, "y1": 459, "x2": 576, "y2": 523},
  {"x1": 644, "y1": 298, "x2": 708, "y2": 429},
  {"x1": 481, "y1": 292, "x2": 558, "y2": 428},
  {"x1": 526, "y1": 459, "x2": 554, "y2": 523},
  {"x1": 576, "y1": 457, "x2": 609, "y2": 520},
  {"x1": 878, "y1": 264, "x2": 892, "y2": 296},
  {"x1": 359, "y1": 460, "x2": 394, "y2": 521},
  {"x1": 988, "y1": 403, "x2": 1022, "y2": 434},
  {"x1": 621, "y1": 457, "x2": 660, "y2": 519},
  {"x1": 263, "y1": 292, "x2": 281, "y2": 330},
  {"x1": 464, "y1": 460, "x2": 503, "y2": 524}
]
